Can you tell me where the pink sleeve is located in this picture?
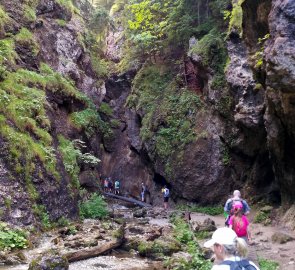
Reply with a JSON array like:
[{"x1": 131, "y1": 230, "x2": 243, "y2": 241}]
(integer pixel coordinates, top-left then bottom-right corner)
[
  {"x1": 229, "y1": 216, "x2": 233, "y2": 225},
  {"x1": 243, "y1": 216, "x2": 249, "y2": 226}
]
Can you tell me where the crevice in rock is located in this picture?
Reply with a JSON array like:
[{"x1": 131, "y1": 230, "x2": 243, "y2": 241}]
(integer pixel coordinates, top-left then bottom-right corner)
[{"x1": 153, "y1": 173, "x2": 170, "y2": 189}]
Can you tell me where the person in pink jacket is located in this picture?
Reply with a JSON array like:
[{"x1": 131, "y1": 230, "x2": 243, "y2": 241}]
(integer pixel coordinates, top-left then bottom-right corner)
[{"x1": 228, "y1": 202, "x2": 251, "y2": 243}]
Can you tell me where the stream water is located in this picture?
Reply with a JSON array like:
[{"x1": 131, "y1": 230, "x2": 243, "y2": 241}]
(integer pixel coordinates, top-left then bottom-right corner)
[
  {"x1": 1, "y1": 207, "x2": 294, "y2": 269},
  {"x1": 0, "y1": 205, "x2": 164, "y2": 270}
]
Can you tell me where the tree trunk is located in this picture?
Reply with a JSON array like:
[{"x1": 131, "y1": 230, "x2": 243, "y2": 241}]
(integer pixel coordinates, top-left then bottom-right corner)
[
  {"x1": 104, "y1": 192, "x2": 152, "y2": 207},
  {"x1": 66, "y1": 238, "x2": 123, "y2": 262}
]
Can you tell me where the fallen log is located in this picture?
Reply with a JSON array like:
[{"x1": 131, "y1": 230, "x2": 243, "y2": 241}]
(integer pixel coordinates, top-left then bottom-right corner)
[
  {"x1": 103, "y1": 192, "x2": 152, "y2": 208},
  {"x1": 65, "y1": 238, "x2": 123, "y2": 262}
]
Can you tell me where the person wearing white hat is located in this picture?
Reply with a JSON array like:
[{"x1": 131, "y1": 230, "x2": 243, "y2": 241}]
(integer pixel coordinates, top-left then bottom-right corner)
[{"x1": 204, "y1": 227, "x2": 259, "y2": 270}]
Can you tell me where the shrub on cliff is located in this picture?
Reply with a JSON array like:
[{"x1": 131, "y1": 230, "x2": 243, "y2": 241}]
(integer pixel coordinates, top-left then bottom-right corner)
[
  {"x1": 0, "y1": 222, "x2": 28, "y2": 251},
  {"x1": 79, "y1": 193, "x2": 108, "y2": 219}
]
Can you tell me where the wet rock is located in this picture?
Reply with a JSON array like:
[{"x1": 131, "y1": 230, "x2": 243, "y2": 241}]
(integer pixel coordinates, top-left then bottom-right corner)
[
  {"x1": 193, "y1": 218, "x2": 216, "y2": 232},
  {"x1": 171, "y1": 251, "x2": 193, "y2": 261},
  {"x1": 264, "y1": 0, "x2": 295, "y2": 204},
  {"x1": 137, "y1": 218, "x2": 149, "y2": 225},
  {"x1": 168, "y1": 251, "x2": 193, "y2": 269},
  {"x1": 282, "y1": 205, "x2": 295, "y2": 231},
  {"x1": 28, "y1": 254, "x2": 69, "y2": 270},
  {"x1": 271, "y1": 232, "x2": 294, "y2": 244},
  {"x1": 202, "y1": 247, "x2": 214, "y2": 260},
  {"x1": 145, "y1": 228, "x2": 162, "y2": 241},
  {"x1": 0, "y1": 250, "x2": 26, "y2": 266},
  {"x1": 260, "y1": 205, "x2": 273, "y2": 213},
  {"x1": 133, "y1": 208, "x2": 147, "y2": 218}
]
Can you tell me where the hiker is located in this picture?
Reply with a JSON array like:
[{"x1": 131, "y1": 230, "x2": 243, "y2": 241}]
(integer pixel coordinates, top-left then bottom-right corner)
[
  {"x1": 162, "y1": 185, "x2": 170, "y2": 210},
  {"x1": 103, "y1": 177, "x2": 109, "y2": 192},
  {"x1": 141, "y1": 183, "x2": 146, "y2": 202},
  {"x1": 228, "y1": 203, "x2": 251, "y2": 243},
  {"x1": 204, "y1": 227, "x2": 259, "y2": 270},
  {"x1": 114, "y1": 179, "x2": 120, "y2": 195},
  {"x1": 108, "y1": 178, "x2": 113, "y2": 193},
  {"x1": 224, "y1": 190, "x2": 250, "y2": 226}
]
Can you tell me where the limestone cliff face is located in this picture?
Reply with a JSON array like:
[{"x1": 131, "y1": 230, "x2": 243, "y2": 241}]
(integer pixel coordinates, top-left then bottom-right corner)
[
  {"x1": 100, "y1": 0, "x2": 294, "y2": 207},
  {"x1": 264, "y1": 0, "x2": 295, "y2": 204},
  {"x1": 0, "y1": 0, "x2": 103, "y2": 226}
]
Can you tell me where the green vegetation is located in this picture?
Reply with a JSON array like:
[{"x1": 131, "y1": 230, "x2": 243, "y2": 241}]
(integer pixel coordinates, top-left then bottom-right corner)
[
  {"x1": 110, "y1": 0, "x2": 125, "y2": 16},
  {"x1": 58, "y1": 136, "x2": 100, "y2": 190},
  {"x1": 128, "y1": 64, "x2": 201, "y2": 175},
  {"x1": 224, "y1": 0, "x2": 244, "y2": 36},
  {"x1": 177, "y1": 205, "x2": 224, "y2": 216},
  {"x1": 122, "y1": 0, "x2": 230, "y2": 176},
  {"x1": 221, "y1": 145, "x2": 231, "y2": 165},
  {"x1": 56, "y1": 19, "x2": 67, "y2": 27},
  {"x1": 32, "y1": 204, "x2": 52, "y2": 230},
  {"x1": 138, "y1": 239, "x2": 181, "y2": 257},
  {"x1": 0, "y1": 55, "x2": 104, "y2": 209},
  {"x1": 99, "y1": 102, "x2": 113, "y2": 116},
  {"x1": 112, "y1": 226, "x2": 124, "y2": 239},
  {"x1": 23, "y1": 4, "x2": 37, "y2": 22},
  {"x1": 70, "y1": 104, "x2": 113, "y2": 141},
  {"x1": 14, "y1": 27, "x2": 39, "y2": 56},
  {"x1": 0, "y1": 222, "x2": 28, "y2": 251},
  {"x1": 88, "y1": 7, "x2": 111, "y2": 35},
  {"x1": 58, "y1": 135, "x2": 80, "y2": 189},
  {"x1": 0, "y1": 38, "x2": 17, "y2": 66},
  {"x1": 110, "y1": 118, "x2": 120, "y2": 128},
  {"x1": 90, "y1": 53, "x2": 110, "y2": 78},
  {"x1": 0, "y1": 68, "x2": 60, "y2": 186},
  {"x1": 253, "y1": 33, "x2": 270, "y2": 69},
  {"x1": 56, "y1": 0, "x2": 80, "y2": 14},
  {"x1": 4, "y1": 198, "x2": 12, "y2": 210},
  {"x1": 258, "y1": 258, "x2": 279, "y2": 270},
  {"x1": 0, "y1": 5, "x2": 9, "y2": 33},
  {"x1": 254, "y1": 210, "x2": 271, "y2": 225},
  {"x1": 70, "y1": 108, "x2": 102, "y2": 137},
  {"x1": 79, "y1": 193, "x2": 108, "y2": 219},
  {"x1": 195, "y1": 230, "x2": 211, "y2": 240},
  {"x1": 189, "y1": 28, "x2": 227, "y2": 89},
  {"x1": 121, "y1": 0, "x2": 229, "y2": 65},
  {"x1": 56, "y1": 217, "x2": 70, "y2": 227},
  {"x1": 166, "y1": 216, "x2": 212, "y2": 270}
]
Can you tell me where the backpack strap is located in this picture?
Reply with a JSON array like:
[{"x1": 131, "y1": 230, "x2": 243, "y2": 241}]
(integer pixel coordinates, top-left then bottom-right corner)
[
  {"x1": 220, "y1": 260, "x2": 235, "y2": 266},
  {"x1": 220, "y1": 259, "x2": 257, "y2": 270},
  {"x1": 239, "y1": 260, "x2": 257, "y2": 269}
]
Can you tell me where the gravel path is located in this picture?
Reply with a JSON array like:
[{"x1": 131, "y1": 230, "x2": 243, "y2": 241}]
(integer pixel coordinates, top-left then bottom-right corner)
[{"x1": 190, "y1": 211, "x2": 295, "y2": 270}]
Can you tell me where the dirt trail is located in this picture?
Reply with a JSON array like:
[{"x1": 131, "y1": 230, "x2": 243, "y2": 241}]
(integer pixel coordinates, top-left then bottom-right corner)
[{"x1": 190, "y1": 212, "x2": 295, "y2": 270}]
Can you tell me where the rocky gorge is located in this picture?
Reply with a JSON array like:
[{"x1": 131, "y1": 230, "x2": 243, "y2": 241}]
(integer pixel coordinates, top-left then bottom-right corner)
[{"x1": 0, "y1": 0, "x2": 295, "y2": 268}]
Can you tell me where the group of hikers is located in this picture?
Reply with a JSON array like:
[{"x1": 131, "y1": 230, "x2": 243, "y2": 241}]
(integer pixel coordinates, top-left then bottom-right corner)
[
  {"x1": 141, "y1": 183, "x2": 170, "y2": 210},
  {"x1": 102, "y1": 177, "x2": 171, "y2": 207},
  {"x1": 101, "y1": 176, "x2": 257, "y2": 269},
  {"x1": 103, "y1": 177, "x2": 121, "y2": 195},
  {"x1": 204, "y1": 189, "x2": 259, "y2": 270}
]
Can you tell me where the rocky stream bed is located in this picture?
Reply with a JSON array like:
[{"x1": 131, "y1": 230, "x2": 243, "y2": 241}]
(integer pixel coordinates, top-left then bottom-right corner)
[{"x1": 0, "y1": 202, "x2": 295, "y2": 270}]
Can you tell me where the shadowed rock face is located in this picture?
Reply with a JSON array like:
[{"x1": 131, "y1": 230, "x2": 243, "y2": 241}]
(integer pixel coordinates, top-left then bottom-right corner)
[
  {"x1": 95, "y1": 0, "x2": 291, "y2": 206},
  {"x1": 264, "y1": 0, "x2": 295, "y2": 203}
]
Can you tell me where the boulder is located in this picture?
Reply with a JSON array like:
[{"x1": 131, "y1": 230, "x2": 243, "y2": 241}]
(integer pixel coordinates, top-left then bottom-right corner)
[
  {"x1": 133, "y1": 208, "x2": 147, "y2": 218},
  {"x1": 260, "y1": 205, "x2": 273, "y2": 213},
  {"x1": 271, "y1": 232, "x2": 294, "y2": 244},
  {"x1": 28, "y1": 254, "x2": 69, "y2": 270},
  {"x1": 194, "y1": 218, "x2": 216, "y2": 232}
]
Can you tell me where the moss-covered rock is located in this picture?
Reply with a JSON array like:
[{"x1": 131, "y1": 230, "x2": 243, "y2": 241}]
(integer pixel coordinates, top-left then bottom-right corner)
[{"x1": 28, "y1": 254, "x2": 69, "y2": 270}]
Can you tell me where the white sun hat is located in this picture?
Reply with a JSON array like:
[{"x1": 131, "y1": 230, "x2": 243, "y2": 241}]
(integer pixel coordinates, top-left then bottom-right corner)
[{"x1": 204, "y1": 227, "x2": 237, "y2": 248}]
